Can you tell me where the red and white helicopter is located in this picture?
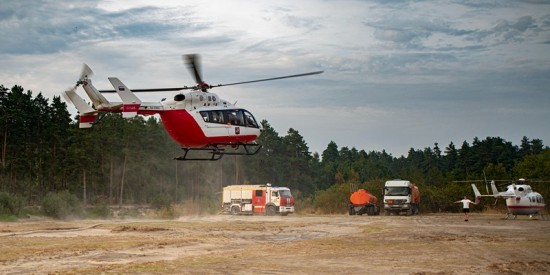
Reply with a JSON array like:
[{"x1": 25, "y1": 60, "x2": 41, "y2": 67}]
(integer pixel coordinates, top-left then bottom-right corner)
[
  {"x1": 62, "y1": 54, "x2": 323, "y2": 160},
  {"x1": 471, "y1": 179, "x2": 547, "y2": 219}
]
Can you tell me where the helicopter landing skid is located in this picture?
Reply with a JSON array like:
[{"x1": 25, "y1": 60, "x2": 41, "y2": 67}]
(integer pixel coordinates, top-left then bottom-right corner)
[
  {"x1": 505, "y1": 211, "x2": 549, "y2": 220},
  {"x1": 174, "y1": 143, "x2": 262, "y2": 161},
  {"x1": 505, "y1": 213, "x2": 517, "y2": 220}
]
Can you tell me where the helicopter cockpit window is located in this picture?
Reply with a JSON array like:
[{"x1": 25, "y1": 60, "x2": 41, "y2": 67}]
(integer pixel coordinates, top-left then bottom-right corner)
[
  {"x1": 227, "y1": 110, "x2": 244, "y2": 126},
  {"x1": 244, "y1": 110, "x2": 259, "y2": 128}
]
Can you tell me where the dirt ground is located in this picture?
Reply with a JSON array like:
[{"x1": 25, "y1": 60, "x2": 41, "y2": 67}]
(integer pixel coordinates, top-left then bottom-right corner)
[{"x1": 1, "y1": 213, "x2": 550, "y2": 274}]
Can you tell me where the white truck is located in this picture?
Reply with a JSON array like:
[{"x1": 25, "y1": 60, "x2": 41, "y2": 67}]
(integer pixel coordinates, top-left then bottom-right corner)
[
  {"x1": 383, "y1": 180, "x2": 420, "y2": 216},
  {"x1": 222, "y1": 184, "x2": 295, "y2": 216}
]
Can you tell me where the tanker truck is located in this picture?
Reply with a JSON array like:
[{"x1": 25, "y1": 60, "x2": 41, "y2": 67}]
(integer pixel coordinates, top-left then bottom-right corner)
[
  {"x1": 383, "y1": 180, "x2": 420, "y2": 215},
  {"x1": 349, "y1": 189, "x2": 380, "y2": 216}
]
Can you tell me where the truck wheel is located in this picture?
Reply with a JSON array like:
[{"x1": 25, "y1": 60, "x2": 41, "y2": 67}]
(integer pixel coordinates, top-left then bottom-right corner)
[
  {"x1": 349, "y1": 206, "x2": 356, "y2": 215},
  {"x1": 266, "y1": 205, "x2": 276, "y2": 216},
  {"x1": 367, "y1": 206, "x2": 375, "y2": 216},
  {"x1": 231, "y1": 206, "x2": 240, "y2": 215}
]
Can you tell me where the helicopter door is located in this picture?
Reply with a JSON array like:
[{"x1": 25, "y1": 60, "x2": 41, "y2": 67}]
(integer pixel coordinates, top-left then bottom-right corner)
[
  {"x1": 199, "y1": 110, "x2": 230, "y2": 137},
  {"x1": 225, "y1": 110, "x2": 245, "y2": 137}
]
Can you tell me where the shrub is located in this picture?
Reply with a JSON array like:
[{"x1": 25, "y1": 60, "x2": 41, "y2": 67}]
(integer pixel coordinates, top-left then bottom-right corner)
[
  {"x1": 295, "y1": 195, "x2": 314, "y2": 214},
  {"x1": 0, "y1": 192, "x2": 24, "y2": 216},
  {"x1": 313, "y1": 183, "x2": 350, "y2": 214},
  {"x1": 86, "y1": 203, "x2": 111, "y2": 218},
  {"x1": 151, "y1": 194, "x2": 173, "y2": 210},
  {"x1": 42, "y1": 191, "x2": 83, "y2": 219}
]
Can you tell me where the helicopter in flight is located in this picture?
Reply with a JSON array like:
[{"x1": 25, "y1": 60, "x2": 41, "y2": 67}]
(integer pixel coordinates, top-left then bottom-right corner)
[
  {"x1": 62, "y1": 54, "x2": 323, "y2": 160},
  {"x1": 471, "y1": 179, "x2": 547, "y2": 220}
]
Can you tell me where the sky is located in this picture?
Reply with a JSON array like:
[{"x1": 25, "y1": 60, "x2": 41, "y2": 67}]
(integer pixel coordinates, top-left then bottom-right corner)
[{"x1": 1, "y1": 0, "x2": 549, "y2": 157}]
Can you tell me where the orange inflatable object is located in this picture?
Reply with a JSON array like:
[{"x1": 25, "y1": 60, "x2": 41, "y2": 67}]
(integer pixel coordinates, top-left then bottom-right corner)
[{"x1": 350, "y1": 189, "x2": 378, "y2": 206}]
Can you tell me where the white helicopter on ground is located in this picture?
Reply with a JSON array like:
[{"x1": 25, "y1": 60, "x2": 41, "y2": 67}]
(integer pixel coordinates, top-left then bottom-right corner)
[{"x1": 471, "y1": 179, "x2": 547, "y2": 220}]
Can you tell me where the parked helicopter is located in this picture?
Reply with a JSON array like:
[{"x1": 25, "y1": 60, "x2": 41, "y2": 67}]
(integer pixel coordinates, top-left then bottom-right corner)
[
  {"x1": 62, "y1": 54, "x2": 323, "y2": 160},
  {"x1": 471, "y1": 179, "x2": 547, "y2": 219}
]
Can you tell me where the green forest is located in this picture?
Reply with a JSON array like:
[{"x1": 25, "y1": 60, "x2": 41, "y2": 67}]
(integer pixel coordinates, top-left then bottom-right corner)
[{"x1": 1, "y1": 85, "x2": 549, "y2": 218}]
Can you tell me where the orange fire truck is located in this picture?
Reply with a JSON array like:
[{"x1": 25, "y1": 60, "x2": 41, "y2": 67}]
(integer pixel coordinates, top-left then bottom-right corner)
[{"x1": 222, "y1": 184, "x2": 295, "y2": 215}]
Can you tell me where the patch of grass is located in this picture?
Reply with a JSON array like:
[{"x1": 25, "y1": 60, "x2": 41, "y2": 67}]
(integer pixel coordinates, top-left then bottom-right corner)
[{"x1": 0, "y1": 214, "x2": 18, "y2": 222}]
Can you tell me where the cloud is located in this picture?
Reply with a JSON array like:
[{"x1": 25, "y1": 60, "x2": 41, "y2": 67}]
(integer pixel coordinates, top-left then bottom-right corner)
[
  {"x1": 0, "y1": 0, "x2": 549, "y2": 156},
  {"x1": 466, "y1": 16, "x2": 541, "y2": 44},
  {"x1": 0, "y1": 1, "x2": 207, "y2": 55}
]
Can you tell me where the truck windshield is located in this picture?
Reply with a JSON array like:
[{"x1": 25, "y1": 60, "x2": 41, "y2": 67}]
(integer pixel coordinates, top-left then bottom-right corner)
[
  {"x1": 385, "y1": 187, "x2": 409, "y2": 196},
  {"x1": 279, "y1": 190, "x2": 292, "y2": 197}
]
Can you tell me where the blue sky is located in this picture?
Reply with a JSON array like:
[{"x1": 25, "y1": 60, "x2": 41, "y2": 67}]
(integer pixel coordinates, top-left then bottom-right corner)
[{"x1": 1, "y1": 0, "x2": 549, "y2": 156}]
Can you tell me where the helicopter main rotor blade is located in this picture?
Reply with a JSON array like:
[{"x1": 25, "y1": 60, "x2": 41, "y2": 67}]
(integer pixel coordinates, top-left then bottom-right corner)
[
  {"x1": 97, "y1": 52, "x2": 323, "y2": 93},
  {"x1": 184, "y1": 54, "x2": 203, "y2": 85},
  {"x1": 99, "y1": 87, "x2": 193, "y2": 93},
  {"x1": 211, "y1": 70, "x2": 324, "y2": 88}
]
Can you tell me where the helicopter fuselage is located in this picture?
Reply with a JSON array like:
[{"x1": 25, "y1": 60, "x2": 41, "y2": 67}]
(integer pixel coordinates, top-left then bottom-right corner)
[
  {"x1": 159, "y1": 106, "x2": 261, "y2": 148},
  {"x1": 503, "y1": 184, "x2": 545, "y2": 216},
  {"x1": 131, "y1": 90, "x2": 262, "y2": 148}
]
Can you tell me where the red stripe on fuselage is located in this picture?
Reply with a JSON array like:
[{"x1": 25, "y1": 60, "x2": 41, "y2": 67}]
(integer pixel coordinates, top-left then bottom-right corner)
[
  {"x1": 507, "y1": 205, "x2": 545, "y2": 210},
  {"x1": 158, "y1": 109, "x2": 258, "y2": 148}
]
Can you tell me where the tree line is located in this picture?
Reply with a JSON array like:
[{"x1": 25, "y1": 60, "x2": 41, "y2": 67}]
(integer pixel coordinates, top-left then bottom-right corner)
[{"x1": 1, "y1": 85, "x2": 548, "y2": 214}]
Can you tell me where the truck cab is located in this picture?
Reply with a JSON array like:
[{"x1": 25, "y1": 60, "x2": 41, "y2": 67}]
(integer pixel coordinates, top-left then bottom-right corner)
[{"x1": 383, "y1": 180, "x2": 420, "y2": 216}]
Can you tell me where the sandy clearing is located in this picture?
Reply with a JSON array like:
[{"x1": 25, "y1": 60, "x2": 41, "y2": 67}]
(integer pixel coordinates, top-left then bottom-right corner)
[{"x1": 1, "y1": 214, "x2": 549, "y2": 274}]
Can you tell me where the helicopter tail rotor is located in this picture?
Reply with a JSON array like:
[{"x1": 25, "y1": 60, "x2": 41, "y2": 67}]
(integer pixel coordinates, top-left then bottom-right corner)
[
  {"x1": 80, "y1": 64, "x2": 94, "y2": 81},
  {"x1": 73, "y1": 63, "x2": 94, "y2": 89}
]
